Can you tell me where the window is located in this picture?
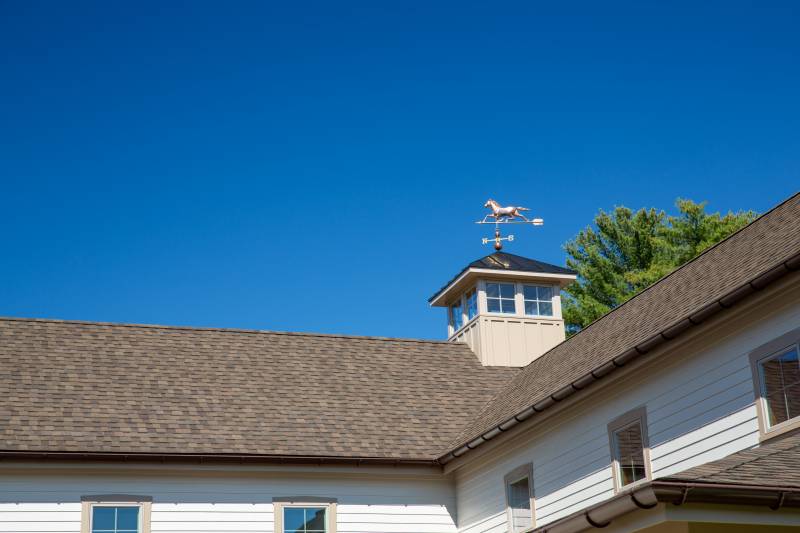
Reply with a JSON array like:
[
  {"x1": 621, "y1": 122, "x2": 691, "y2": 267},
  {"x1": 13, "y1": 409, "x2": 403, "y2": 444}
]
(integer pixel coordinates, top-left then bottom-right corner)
[
  {"x1": 450, "y1": 300, "x2": 463, "y2": 331},
  {"x1": 81, "y1": 497, "x2": 151, "y2": 533},
  {"x1": 92, "y1": 506, "x2": 139, "y2": 533},
  {"x1": 466, "y1": 288, "x2": 478, "y2": 320},
  {"x1": 487, "y1": 282, "x2": 516, "y2": 314},
  {"x1": 274, "y1": 498, "x2": 336, "y2": 533},
  {"x1": 758, "y1": 346, "x2": 800, "y2": 428},
  {"x1": 504, "y1": 463, "x2": 534, "y2": 532},
  {"x1": 750, "y1": 327, "x2": 800, "y2": 439},
  {"x1": 522, "y1": 285, "x2": 553, "y2": 317},
  {"x1": 284, "y1": 507, "x2": 327, "y2": 533},
  {"x1": 607, "y1": 408, "x2": 650, "y2": 491}
]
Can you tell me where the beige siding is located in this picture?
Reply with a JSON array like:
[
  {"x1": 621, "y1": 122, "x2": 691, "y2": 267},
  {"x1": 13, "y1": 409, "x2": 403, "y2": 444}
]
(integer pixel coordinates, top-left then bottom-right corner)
[
  {"x1": 455, "y1": 293, "x2": 800, "y2": 531},
  {"x1": 0, "y1": 468, "x2": 456, "y2": 533}
]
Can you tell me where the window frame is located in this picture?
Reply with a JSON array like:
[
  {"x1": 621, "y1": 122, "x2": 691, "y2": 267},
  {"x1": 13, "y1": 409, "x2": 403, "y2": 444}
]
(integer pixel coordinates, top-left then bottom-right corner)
[
  {"x1": 81, "y1": 495, "x2": 151, "y2": 533},
  {"x1": 503, "y1": 463, "x2": 535, "y2": 533},
  {"x1": 522, "y1": 285, "x2": 554, "y2": 317},
  {"x1": 273, "y1": 497, "x2": 337, "y2": 533},
  {"x1": 607, "y1": 407, "x2": 652, "y2": 493},
  {"x1": 749, "y1": 326, "x2": 800, "y2": 441},
  {"x1": 486, "y1": 281, "x2": 517, "y2": 315}
]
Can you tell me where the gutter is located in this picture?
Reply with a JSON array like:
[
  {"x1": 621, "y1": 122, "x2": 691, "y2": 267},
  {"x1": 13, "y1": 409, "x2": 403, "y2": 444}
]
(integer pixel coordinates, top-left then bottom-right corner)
[
  {"x1": 0, "y1": 450, "x2": 439, "y2": 468},
  {"x1": 531, "y1": 480, "x2": 800, "y2": 533},
  {"x1": 439, "y1": 251, "x2": 800, "y2": 465}
]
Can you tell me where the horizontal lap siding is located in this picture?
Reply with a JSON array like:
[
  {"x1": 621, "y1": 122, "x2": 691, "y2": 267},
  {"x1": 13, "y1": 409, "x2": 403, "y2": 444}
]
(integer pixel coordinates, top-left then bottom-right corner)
[
  {"x1": 456, "y1": 299, "x2": 800, "y2": 531},
  {"x1": 0, "y1": 472, "x2": 457, "y2": 533}
]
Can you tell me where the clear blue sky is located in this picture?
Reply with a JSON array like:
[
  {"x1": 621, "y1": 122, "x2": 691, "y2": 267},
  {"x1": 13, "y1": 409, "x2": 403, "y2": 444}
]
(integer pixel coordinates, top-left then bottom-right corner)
[{"x1": 1, "y1": 1, "x2": 798, "y2": 340}]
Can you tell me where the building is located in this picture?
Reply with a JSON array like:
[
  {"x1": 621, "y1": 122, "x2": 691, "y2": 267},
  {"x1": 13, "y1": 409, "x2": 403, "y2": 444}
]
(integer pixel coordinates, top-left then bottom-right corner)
[{"x1": 1, "y1": 192, "x2": 799, "y2": 533}]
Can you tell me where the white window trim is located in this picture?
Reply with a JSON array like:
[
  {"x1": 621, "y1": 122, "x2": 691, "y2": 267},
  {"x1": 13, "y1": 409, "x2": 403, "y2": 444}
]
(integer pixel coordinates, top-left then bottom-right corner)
[
  {"x1": 486, "y1": 281, "x2": 517, "y2": 315},
  {"x1": 273, "y1": 497, "x2": 337, "y2": 533},
  {"x1": 504, "y1": 463, "x2": 535, "y2": 533},
  {"x1": 607, "y1": 407, "x2": 652, "y2": 493},
  {"x1": 749, "y1": 326, "x2": 800, "y2": 441},
  {"x1": 81, "y1": 495, "x2": 152, "y2": 533}
]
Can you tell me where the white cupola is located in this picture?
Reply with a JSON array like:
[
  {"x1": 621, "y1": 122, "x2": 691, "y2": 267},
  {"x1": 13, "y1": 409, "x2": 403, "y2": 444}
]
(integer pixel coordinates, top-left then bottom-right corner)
[{"x1": 429, "y1": 252, "x2": 576, "y2": 367}]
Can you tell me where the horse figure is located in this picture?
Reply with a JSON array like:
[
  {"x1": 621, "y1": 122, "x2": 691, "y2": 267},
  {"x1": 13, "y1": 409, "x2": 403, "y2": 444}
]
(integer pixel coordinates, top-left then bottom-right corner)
[{"x1": 484, "y1": 199, "x2": 531, "y2": 222}]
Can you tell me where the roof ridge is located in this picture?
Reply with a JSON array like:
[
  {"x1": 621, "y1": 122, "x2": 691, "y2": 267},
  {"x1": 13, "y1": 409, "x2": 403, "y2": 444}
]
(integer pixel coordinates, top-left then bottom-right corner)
[
  {"x1": 0, "y1": 316, "x2": 458, "y2": 346},
  {"x1": 560, "y1": 190, "x2": 800, "y2": 340}
]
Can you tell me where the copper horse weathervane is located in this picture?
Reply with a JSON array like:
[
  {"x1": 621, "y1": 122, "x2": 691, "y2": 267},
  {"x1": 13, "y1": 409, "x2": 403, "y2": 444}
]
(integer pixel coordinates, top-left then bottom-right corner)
[{"x1": 477, "y1": 199, "x2": 544, "y2": 250}]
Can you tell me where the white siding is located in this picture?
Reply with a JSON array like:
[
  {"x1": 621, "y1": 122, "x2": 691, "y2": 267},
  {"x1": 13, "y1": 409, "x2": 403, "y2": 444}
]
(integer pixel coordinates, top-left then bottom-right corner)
[
  {"x1": 0, "y1": 468, "x2": 457, "y2": 533},
  {"x1": 455, "y1": 296, "x2": 800, "y2": 532}
]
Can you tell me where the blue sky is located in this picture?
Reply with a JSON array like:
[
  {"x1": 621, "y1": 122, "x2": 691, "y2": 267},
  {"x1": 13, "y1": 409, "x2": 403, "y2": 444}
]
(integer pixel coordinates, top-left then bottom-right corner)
[{"x1": 1, "y1": 1, "x2": 798, "y2": 339}]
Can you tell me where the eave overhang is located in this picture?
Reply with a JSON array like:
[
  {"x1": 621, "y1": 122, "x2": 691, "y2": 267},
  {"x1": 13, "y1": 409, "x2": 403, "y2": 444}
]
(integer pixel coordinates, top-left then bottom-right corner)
[
  {"x1": 429, "y1": 268, "x2": 577, "y2": 307},
  {"x1": 0, "y1": 450, "x2": 440, "y2": 468}
]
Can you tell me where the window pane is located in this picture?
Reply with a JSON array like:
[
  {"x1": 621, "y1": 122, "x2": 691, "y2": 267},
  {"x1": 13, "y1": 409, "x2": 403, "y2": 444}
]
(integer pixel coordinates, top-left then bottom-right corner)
[
  {"x1": 766, "y1": 390, "x2": 790, "y2": 426},
  {"x1": 780, "y1": 349, "x2": 800, "y2": 386},
  {"x1": 486, "y1": 283, "x2": 500, "y2": 298},
  {"x1": 538, "y1": 302, "x2": 553, "y2": 316},
  {"x1": 116, "y1": 508, "x2": 139, "y2": 530},
  {"x1": 614, "y1": 422, "x2": 647, "y2": 487},
  {"x1": 92, "y1": 508, "x2": 116, "y2": 531},
  {"x1": 787, "y1": 383, "x2": 800, "y2": 422},
  {"x1": 524, "y1": 301, "x2": 537, "y2": 316},
  {"x1": 508, "y1": 477, "x2": 531, "y2": 532},
  {"x1": 498, "y1": 283, "x2": 515, "y2": 298},
  {"x1": 523, "y1": 285, "x2": 538, "y2": 300},
  {"x1": 305, "y1": 508, "x2": 326, "y2": 531},
  {"x1": 500, "y1": 298, "x2": 516, "y2": 314},
  {"x1": 467, "y1": 290, "x2": 477, "y2": 319},
  {"x1": 284, "y1": 508, "x2": 306, "y2": 533},
  {"x1": 538, "y1": 286, "x2": 553, "y2": 300},
  {"x1": 451, "y1": 303, "x2": 463, "y2": 330},
  {"x1": 487, "y1": 298, "x2": 501, "y2": 313}
]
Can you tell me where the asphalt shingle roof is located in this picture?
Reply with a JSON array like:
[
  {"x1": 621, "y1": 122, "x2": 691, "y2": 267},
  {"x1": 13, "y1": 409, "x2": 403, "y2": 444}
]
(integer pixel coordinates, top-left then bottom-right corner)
[
  {"x1": 0, "y1": 321, "x2": 516, "y2": 460},
  {"x1": 663, "y1": 432, "x2": 800, "y2": 488},
  {"x1": 1, "y1": 192, "x2": 798, "y2": 464}
]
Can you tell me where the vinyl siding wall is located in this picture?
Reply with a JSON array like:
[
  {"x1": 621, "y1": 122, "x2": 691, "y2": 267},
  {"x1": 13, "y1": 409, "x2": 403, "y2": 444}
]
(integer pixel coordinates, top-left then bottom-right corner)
[
  {"x1": 0, "y1": 467, "x2": 457, "y2": 533},
  {"x1": 455, "y1": 291, "x2": 800, "y2": 532}
]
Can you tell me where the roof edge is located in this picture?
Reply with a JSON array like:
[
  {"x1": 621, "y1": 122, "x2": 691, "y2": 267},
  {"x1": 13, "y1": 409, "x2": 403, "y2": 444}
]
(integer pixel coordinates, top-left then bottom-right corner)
[
  {"x1": 438, "y1": 249, "x2": 800, "y2": 464},
  {"x1": 0, "y1": 450, "x2": 441, "y2": 468}
]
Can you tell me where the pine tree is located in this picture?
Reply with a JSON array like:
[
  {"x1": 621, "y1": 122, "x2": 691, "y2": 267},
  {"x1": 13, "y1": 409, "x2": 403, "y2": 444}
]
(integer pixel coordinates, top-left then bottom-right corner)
[{"x1": 562, "y1": 199, "x2": 757, "y2": 335}]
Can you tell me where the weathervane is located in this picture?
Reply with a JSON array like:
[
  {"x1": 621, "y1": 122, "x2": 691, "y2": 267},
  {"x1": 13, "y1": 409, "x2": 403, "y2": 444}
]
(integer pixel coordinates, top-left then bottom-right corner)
[{"x1": 476, "y1": 199, "x2": 544, "y2": 250}]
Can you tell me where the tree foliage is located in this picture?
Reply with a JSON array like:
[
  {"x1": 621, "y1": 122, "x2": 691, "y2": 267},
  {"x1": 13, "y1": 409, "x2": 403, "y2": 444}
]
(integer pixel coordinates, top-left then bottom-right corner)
[{"x1": 562, "y1": 199, "x2": 758, "y2": 335}]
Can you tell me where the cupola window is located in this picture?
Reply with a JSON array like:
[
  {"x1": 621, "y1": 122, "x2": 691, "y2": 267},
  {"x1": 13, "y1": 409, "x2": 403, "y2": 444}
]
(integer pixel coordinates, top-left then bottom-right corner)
[
  {"x1": 466, "y1": 288, "x2": 478, "y2": 320},
  {"x1": 523, "y1": 285, "x2": 554, "y2": 317},
  {"x1": 450, "y1": 300, "x2": 464, "y2": 331},
  {"x1": 487, "y1": 282, "x2": 516, "y2": 314}
]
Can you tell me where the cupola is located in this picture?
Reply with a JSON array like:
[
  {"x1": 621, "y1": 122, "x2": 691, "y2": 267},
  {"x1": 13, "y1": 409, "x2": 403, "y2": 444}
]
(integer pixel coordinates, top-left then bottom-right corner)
[{"x1": 429, "y1": 252, "x2": 576, "y2": 366}]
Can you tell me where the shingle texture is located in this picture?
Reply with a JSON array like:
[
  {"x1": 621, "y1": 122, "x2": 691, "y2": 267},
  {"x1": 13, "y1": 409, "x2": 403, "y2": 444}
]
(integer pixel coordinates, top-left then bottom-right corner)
[
  {"x1": 0, "y1": 320, "x2": 517, "y2": 459},
  {"x1": 448, "y1": 193, "x2": 800, "y2": 452},
  {"x1": 663, "y1": 432, "x2": 800, "y2": 488}
]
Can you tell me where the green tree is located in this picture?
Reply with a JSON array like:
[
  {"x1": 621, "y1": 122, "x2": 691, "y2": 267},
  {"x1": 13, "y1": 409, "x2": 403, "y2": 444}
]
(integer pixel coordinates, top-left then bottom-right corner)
[{"x1": 562, "y1": 199, "x2": 757, "y2": 335}]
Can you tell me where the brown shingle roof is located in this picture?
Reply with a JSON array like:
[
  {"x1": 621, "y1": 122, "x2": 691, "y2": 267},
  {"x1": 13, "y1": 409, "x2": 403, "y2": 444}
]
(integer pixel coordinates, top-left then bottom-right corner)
[
  {"x1": 663, "y1": 432, "x2": 800, "y2": 488},
  {"x1": 1, "y1": 193, "x2": 798, "y2": 463},
  {"x1": 445, "y1": 192, "x2": 800, "y2": 457},
  {"x1": 0, "y1": 319, "x2": 516, "y2": 461}
]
